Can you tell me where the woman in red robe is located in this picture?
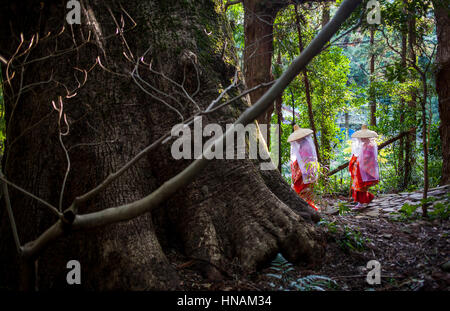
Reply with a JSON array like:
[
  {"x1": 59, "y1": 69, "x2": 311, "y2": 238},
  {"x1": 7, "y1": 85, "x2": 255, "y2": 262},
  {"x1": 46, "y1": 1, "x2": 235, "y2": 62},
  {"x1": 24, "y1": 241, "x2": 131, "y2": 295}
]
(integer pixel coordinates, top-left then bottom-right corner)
[
  {"x1": 349, "y1": 125, "x2": 379, "y2": 210},
  {"x1": 291, "y1": 159, "x2": 317, "y2": 210},
  {"x1": 288, "y1": 125, "x2": 318, "y2": 211}
]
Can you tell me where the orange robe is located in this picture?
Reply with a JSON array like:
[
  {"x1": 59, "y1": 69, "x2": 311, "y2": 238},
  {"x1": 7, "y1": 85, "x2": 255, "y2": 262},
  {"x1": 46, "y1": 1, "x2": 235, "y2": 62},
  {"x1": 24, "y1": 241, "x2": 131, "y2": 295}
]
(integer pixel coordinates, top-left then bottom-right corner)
[
  {"x1": 349, "y1": 155, "x2": 378, "y2": 204},
  {"x1": 291, "y1": 160, "x2": 317, "y2": 210}
]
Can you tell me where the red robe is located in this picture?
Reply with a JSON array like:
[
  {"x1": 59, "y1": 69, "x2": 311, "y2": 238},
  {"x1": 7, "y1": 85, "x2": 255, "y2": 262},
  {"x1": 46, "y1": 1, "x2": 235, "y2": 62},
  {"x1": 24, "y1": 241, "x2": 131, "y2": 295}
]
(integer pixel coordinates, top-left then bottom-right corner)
[
  {"x1": 291, "y1": 160, "x2": 317, "y2": 210},
  {"x1": 349, "y1": 155, "x2": 378, "y2": 204}
]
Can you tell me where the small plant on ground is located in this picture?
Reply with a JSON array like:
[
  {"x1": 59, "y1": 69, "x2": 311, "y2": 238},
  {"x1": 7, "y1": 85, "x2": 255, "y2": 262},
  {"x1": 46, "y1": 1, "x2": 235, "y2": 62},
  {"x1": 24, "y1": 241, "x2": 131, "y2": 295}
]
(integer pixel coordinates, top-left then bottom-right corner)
[
  {"x1": 266, "y1": 253, "x2": 295, "y2": 284},
  {"x1": 338, "y1": 202, "x2": 351, "y2": 215},
  {"x1": 289, "y1": 275, "x2": 339, "y2": 291},
  {"x1": 318, "y1": 219, "x2": 338, "y2": 233},
  {"x1": 428, "y1": 202, "x2": 450, "y2": 220},
  {"x1": 338, "y1": 225, "x2": 369, "y2": 252}
]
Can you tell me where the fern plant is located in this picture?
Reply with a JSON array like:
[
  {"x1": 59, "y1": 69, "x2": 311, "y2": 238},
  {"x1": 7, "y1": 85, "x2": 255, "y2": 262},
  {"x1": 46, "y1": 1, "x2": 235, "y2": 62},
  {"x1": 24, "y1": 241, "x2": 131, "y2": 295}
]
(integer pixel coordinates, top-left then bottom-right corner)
[
  {"x1": 266, "y1": 253, "x2": 339, "y2": 291},
  {"x1": 290, "y1": 275, "x2": 339, "y2": 291},
  {"x1": 266, "y1": 253, "x2": 294, "y2": 283}
]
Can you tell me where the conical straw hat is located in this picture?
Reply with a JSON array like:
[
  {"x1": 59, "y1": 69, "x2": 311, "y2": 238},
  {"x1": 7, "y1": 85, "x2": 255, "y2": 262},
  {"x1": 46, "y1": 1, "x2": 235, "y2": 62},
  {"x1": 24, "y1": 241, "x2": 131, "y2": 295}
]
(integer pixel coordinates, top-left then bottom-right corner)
[
  {"x1": 351, "y1": 124, "x2": 378, "y2": 138},
  {"x1": 287, "y1": 124, "x2": 313, "y2": 142}
]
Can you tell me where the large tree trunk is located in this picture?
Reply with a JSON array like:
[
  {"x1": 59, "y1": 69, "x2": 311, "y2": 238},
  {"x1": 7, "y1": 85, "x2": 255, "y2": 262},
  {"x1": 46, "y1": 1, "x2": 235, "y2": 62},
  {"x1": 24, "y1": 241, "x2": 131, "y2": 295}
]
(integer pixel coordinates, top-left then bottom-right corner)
[
  {"x1": 433, "y1": 0, "x2": 450, "y2": 185},
  {"x1": 0, "y1": 0, "x2": 322, "y2": 290}
]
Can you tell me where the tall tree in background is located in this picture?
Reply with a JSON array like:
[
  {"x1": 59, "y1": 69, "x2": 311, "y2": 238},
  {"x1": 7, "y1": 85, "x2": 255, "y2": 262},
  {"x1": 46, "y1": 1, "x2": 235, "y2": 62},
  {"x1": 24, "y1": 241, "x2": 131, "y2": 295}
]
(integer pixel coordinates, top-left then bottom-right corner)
[
  {"x1": 243, "y1": 0, "x2": 281, "y2": 140},
  {"x1": 294, "y1": 4, "x2": 322, "y2": 163},
  {"x1": 369, "y1": 27, "x2": 377, "y2": 126},
  {"x1": 398, "y1": 24, "x2": 408, "y2": 182},
  {"x1": 403, "y1": 4, "x2": 417, "y2": 188},
  {"x1": 432, "y1": 0, "x2": 450, "y2": 185}
]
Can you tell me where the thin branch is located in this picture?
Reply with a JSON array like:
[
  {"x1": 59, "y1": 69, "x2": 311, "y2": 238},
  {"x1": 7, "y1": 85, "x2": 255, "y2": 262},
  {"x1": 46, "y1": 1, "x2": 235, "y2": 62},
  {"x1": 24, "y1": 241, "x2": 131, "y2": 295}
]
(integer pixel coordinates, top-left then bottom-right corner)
[
  {"x1": 206, "y1": 70, "x2": 239, "y2": 111},
  {"x1": 0, "y1": 54, "x2": 7, "y2": 64},
  {"x1": 203, "y1": 80, "x2": 275, "y2": 115},
  {"x1": 0, "y1": 174, "x2": 61, "y2": 217},
  {"x1": 1, "y1": 172, "x2": 22, "y2": 254},
  {"x1": 52, "y1": 97, "x2": 71, "y2": 212}
]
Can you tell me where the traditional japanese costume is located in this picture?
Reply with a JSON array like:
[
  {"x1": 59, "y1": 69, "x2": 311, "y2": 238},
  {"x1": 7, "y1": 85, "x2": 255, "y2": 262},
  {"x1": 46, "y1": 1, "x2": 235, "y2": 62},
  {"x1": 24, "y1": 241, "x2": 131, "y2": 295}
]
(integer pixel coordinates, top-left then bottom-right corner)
[
  {"x1": 288, "y1": 125, "x2": 319, "y2": 210},
  {"x1": 349, "y1": 125, "x2": 379, "y2": 204}
]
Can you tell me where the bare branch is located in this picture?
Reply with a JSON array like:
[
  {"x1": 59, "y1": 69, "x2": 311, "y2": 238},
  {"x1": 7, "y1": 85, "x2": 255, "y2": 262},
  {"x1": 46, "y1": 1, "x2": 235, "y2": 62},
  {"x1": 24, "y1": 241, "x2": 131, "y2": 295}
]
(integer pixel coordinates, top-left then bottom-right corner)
[
  {"x1": 0, "y1": 173, "x2": 61, "y2": 217},
  {"x1": 1, "y1": 172, "x2": 22, "y2": 254}
]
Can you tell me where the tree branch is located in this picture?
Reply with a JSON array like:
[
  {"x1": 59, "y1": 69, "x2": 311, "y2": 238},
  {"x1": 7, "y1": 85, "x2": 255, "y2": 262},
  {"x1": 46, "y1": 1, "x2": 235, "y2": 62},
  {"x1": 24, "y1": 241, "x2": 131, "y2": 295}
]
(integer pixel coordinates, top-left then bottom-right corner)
[{"x1": 224, "y1": 0, "x2": 243, "y2": 12}]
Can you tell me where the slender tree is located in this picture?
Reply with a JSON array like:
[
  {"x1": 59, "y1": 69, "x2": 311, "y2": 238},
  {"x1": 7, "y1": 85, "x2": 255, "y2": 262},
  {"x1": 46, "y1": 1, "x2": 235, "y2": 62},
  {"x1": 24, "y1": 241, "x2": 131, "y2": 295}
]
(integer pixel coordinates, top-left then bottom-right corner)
[{"x1": 432, "y1": 0, "x2": 450, "y2": 185}]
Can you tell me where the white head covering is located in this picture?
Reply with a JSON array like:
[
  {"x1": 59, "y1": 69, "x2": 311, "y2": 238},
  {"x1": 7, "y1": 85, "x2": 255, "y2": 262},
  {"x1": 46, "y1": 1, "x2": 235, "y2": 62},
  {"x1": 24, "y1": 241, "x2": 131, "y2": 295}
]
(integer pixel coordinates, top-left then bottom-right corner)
[
  {"x1": 351, "y1": 137, "x2": 379, "y2": 182},
  {"x1": 290, "y1": 134, "x2": 318, "y2": 184}
]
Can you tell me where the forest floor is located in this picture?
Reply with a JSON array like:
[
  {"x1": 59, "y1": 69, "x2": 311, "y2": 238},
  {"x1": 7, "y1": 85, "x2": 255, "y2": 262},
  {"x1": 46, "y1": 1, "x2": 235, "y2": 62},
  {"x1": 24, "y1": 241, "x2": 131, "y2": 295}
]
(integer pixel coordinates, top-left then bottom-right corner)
[{"x1": 171, "y1": 185, "x2": 450, "y2": 291}]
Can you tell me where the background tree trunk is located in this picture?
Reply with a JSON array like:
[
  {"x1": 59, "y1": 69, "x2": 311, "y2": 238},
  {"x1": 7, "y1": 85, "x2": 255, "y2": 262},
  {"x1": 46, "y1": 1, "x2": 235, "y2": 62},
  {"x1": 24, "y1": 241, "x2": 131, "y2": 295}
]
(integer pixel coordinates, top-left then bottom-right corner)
[
  {"x1": 294, "y1": 4, "x2": 322, "y2": 163},
  {"x1": 403, "y1": 10, "x2": 417, "y2": 189},
  {"x1": 243, "y1": 0, "x2": 281, "y2": 140},
  {"x1": 369, "y1": 27, "x2": 376, "y2": 127},
  {"x1": 433, "y1": 0, "x2": 450, "y2": 185},
  {"x1": 398, "y1": 29, "x2": 407, "y2": 184},
  {"x1": 0, "y1": 0, "x2": 322, "y2": 290}
]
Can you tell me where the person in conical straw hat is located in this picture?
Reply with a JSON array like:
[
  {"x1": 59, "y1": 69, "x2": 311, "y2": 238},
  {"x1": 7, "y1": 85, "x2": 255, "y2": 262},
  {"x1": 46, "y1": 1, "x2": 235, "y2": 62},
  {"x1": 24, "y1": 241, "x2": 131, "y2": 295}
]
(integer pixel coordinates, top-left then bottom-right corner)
[
  {"x1": 349, "y1": 124, "x2": 380, "y2": 210},
  {"x1": 288, "y1": 124, "x2": 319, "y2": 211}
]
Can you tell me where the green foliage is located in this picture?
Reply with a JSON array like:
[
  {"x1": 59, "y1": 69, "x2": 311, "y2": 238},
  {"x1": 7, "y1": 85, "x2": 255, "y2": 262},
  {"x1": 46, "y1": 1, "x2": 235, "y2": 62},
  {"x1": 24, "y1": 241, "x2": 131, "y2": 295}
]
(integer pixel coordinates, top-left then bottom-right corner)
[
  {"x1": 338, "y1": 225, "x2": 369, "y2": 252},
  {"x1": 429, "y1": 202, "x2": 450, "y2": 220},
  {"x1": 319, "y1": 219, "x2": 369, "y2": 251},
  {"x1": 289, "y1": 275, "x2": 339, "y2": 291},
  {"x1": 266, "y1": 253, "x2": 339, "y2": 291},
  {"x1": 399, "y1": 202, "x2": 419, "y2": 218},
  {"x1": 266, "y1": 253, "x2": 295, "y2": 283},
  {"x1": 338, "y1": 202, "x2": 351, "y2": 215},
  {"x1": 318, "y1": 219, "x2": 338, "y2": 233},
  {"x1": 225, "y1": 3, "x2": 244, "y2": 62},
  {"x1": 393, "y1": 196, "x2": 449, "y2": 221}
]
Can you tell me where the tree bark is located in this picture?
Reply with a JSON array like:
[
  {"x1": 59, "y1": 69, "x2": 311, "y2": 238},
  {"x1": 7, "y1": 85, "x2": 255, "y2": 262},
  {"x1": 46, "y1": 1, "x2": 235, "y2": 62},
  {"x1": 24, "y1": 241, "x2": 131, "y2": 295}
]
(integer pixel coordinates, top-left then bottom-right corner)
[
  {"x1": 369, "y1": 27, "x2": 376, "y2": 127},
  {"x1": 419, "y1": 71, "x2": 429, "y2": 216},
  {"x1": 398, "y1": 29, "x2": 407, "y2": 182},
  {"x1": 433, "y1": 0, "x2": 450, "y2": 185},
  {"x1": 243, "y1": 0, "x2": 281, "y2": 142},
  {"x1": 322, "y1": 2, "x2": 331, "y2": 27},
  {"x1": 0, "y1": 0, "x2": 323, "y2": 290},
  {"x1": 403, "y1": 10, "x2": 417, "y2": 189}
]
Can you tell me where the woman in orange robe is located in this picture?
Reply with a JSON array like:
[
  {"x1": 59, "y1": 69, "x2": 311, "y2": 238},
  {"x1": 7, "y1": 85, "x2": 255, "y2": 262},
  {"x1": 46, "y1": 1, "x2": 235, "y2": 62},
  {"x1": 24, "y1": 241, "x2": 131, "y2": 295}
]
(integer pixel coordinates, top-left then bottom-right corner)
[
  {"x1": 288, "y1": 125, "x2": 318, "y2": 211},
  {"x1": 349, "y1": 125, "x2": 379, "y2": 210}
]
